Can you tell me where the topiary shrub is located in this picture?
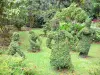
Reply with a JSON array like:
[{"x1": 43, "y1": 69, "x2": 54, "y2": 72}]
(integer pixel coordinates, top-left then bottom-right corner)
[
  {"x1": 43, "y1": 20, "x2": 51, "y2": 36},
  {"x1": 46, "y1": 30, "x2": 74, "y2": 70},
  {"x1": 33, "y1": 14, "x2": 45, "y2": 28},
  {"x1": 29, "y1": 30, "x2": 42, "y2": 52},
  {"x1": 59, "y1": 22, "x2": 85, "y2": 51},
  {"x1": 68, "y1": 23, "x2": 84, "y2": 51},
  {"x1": 8, "y1": 32, "x2": 25, "y2": 58},
  {"x1": 76, "y1": 18, "x2": 96, "y2": 57}
]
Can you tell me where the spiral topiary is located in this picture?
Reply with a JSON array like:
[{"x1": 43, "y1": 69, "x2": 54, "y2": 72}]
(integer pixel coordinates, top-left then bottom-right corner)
[
  {"x1": 29, "y1": 30, "x2": 42, "y2": 52},
  {"x1": 8, "y1": 32, "x2": 25, "y2": 58}
]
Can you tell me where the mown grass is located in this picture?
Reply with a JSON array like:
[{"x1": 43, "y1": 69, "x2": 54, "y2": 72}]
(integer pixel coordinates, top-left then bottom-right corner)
[{"x1": 1, "y1": 28, "x2": 100, "y2": 75}]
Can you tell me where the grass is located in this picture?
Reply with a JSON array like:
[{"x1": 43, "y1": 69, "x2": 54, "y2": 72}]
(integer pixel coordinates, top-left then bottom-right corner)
[{"x1": 1, "y1": 28, "x2": 100, "y2": 75}]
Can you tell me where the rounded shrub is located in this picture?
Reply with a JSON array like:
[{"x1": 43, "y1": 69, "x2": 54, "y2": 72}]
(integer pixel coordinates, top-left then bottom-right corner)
[{"x1": 0, "y1": 55, "x2": 35, "y2": 75}]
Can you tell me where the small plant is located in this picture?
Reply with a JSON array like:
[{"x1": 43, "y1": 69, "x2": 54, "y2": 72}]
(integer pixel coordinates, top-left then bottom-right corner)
[{"x1": 43, "y1": 20, "x2": 51, "y2": 36}]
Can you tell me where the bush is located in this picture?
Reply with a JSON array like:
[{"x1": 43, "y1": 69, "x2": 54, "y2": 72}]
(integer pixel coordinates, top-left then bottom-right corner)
[
  {"x1": 34, "y1": 15, "x2": 45, "y2": 28},
  {"x1": 0, "y1": 55, "x2": 35, "y2": 75},
  {"x1": 53, "y1": 3, "x2": 88, "y2": 23},
  {"x1": 8, "y1": 32, "x2": 25, "y2": 58},
  {"x1": 89, "y1": 68, "x2": 100, "y2": 75},
  {"x1": 47, "y1": 31, "x2": 74, "y2": 70},
  {"x1": 89, "y1": 60, "x2": 100, "y2": 75},
  {"x1": 13, "y1": 19, "x2": 25, "y2": 31},
  {"x1": 43, "y1": 20, "x2": 51, "y2": 35},
  {"x1": 29, "y1": 30, "x2": 41, "y2": 52},
  {"x1": 94, "y1": 30, "x2": 100, "y2": 42}
]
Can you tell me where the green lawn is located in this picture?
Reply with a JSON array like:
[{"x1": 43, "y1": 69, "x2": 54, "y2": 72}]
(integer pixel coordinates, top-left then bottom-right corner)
[{"x1": 1, "y1": 29, "x2": 100, "y2": 75}]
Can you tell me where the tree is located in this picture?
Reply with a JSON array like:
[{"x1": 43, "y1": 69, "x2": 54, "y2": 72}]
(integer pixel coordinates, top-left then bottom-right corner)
[
  {"x1": 53, "y1": 3, "x2": 88, "y2": 23},
  {"x1": 0, "y1": 0, "x2": 12, "y2": 46}
]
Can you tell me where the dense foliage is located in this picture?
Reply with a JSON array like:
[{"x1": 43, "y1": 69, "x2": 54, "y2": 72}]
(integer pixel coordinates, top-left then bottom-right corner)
[
  {"x1": 53, "y1": 3, "x2": 88, "y2": 23},
  {"x1": 46, "y1": 30, "x2": 74, "y2": 70},
  {"x1": 8, "y1": 32, "x2": 25, "y2": 58},
  {"x1": 76, "y1": 18, "x2": 96, "y2": 57},
  {"x1": 0, "y1": 55, "x2": 34, "y2": 75},
  {"x1": 29, "y1": 30, "x2": 41, "y2": 52}
]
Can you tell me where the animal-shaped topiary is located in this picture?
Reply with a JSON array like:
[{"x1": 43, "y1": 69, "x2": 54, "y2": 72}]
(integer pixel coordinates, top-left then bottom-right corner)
[
  {"x1": 68, "y1": 25, "x2": 79, "y2": 51},
  {"x1": 43, "y1": 20, "x2": 51, "y2": 36},
  {"x1": 46, "y1": 30, "x2": 74, "y2": 70},
  {"x1": 29, "y1": 30, "x2": 42, "y2": 52},
  {"x1": 76, "y1": 18, "x2": 96, "y2": 57},
  {"x1": 8, "y1": 32, "x2": 25, "y2": 58}
]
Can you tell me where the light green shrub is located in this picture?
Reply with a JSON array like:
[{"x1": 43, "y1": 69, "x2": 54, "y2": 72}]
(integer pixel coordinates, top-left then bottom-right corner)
[
  {"x1": 8, "y1": 32, "x2": 25, "y2": 58},
  {"x1": 0, "y1": 55, "x2": 35, "y2": 75},
  {"x1": 89, "y1": 60, "x2": 100, "y2": 75}
]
